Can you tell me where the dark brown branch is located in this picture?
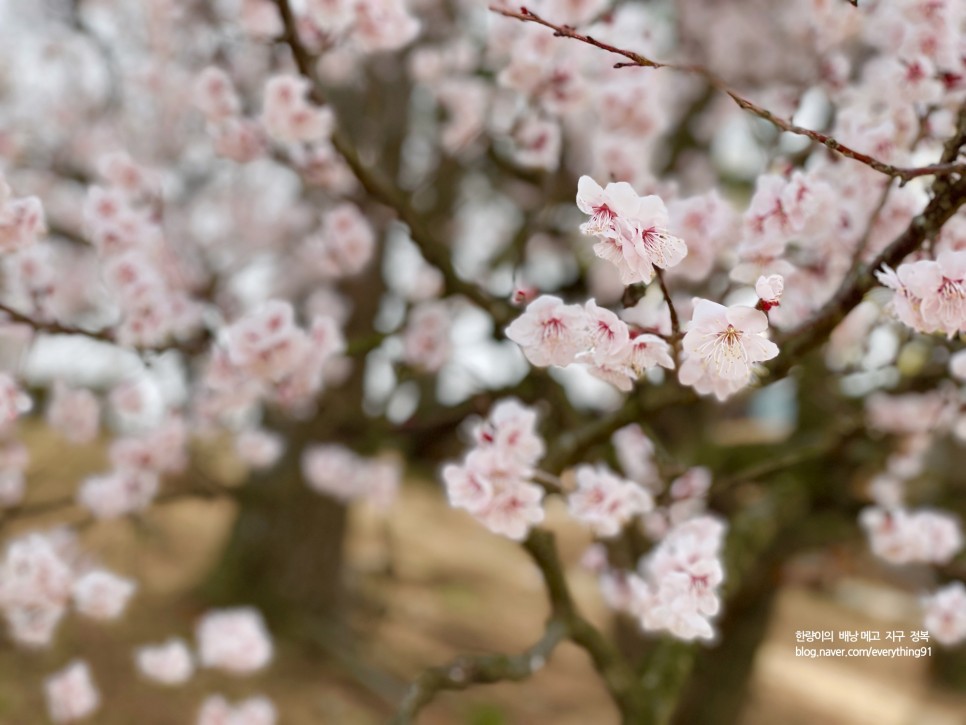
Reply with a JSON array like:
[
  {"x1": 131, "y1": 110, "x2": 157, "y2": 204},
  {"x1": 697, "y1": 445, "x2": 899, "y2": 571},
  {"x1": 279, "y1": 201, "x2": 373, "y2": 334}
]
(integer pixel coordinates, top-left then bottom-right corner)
[
  {"x1": 492, "y1": 6, "x2": 966, "y2": 183},
  {"x1": 521, "y1": 529, "x2": 646, "y2": 720},
  {"x1": 273, "y1": 0, "x2": 514, "y2": 323},
  {"x1": 654, "y1": 268, "x2": 681, "y2": 365},
  {"x1": 391, "y1": 618, "x2": 567, "y2": 724},
  {"x1": 0, "y1": 302, "x2": 211, "y2": 356},
  {"x1": 769, "y1": 177, "x2": 966, "y2": 378}
]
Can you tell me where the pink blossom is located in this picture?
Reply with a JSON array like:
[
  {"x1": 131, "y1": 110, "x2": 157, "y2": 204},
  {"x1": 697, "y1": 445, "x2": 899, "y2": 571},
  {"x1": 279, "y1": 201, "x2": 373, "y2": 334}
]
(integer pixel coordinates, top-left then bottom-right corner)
[
  {"x1": 197, "y1": 694, "x2": 277, "y2": 725},
  {"x1": 196, "y1": 607, "x2": 273, "y2": 675},
  {"x1": 442, "y1": 400, "x2": 546, "y2": 540},
  {"x1": 624, "y1": 332, "x2": 674, "y2": 375},
  {"x1": 577, "y1": 176, "x2": 687, "y2": 285},
  {"x1": 211, "y1": 118, "x2": 268, "y2": 162},
  {"x1": 476, "y1": 483, "x2": 545, "y2": 541},
  {"x1": 866, "y1": 391, "x2": 951, "y2": 435},
  {"x1": 681, "y1": 299, "x2": 779, "y2": 389},
  {"x1": 511, "y1": 115, "x2": 562, "y2": 171},
  {"x1": 262, "y1": 75, "x2": 334, "y2": 144},
  {"x1": 223, "y1": 301, "x2": 311, "y2": 383},
  {"x1": 302, "y1": 445, "x2": 399, "y2": 507},
  {"x1": 0, "y1": 373, "x2": 31, "y2": 430},
  {"x1": 860, "y1": 507, "x2": 963, "y2": 565},
  {"x1": 472, "y1": 398, "x2": 545, "y2": 466},
  {"x1": 402, "y1": 300, "x2": 452, "y2": 372},
  {"x1": 77, "y1": 469, "x2": 160, "y2": 520},
  {"x1": 44, "y1": 661, "x2": 100, "y2": 723},
  {"x1": 71, "y1": 569, "x2": 136, "y2": 620},
  {"x1": 506, "y1": 295, "x2": 587, "y2": 368},
  {"x1": 755, "y1": 274, "x2": 784, "y2": 309},
  {"x1": 877, "y1": 251, "x2": 966, "y2": 337},
  {"x1": 109, "y1": 417, "x2": 188, "y2": 475},
  {"x1": 667, "y1": 192, "x2": 738, "y2": 282},
  {"x1": 353, "y1": 0, "x2": 421, "y2": 53},
  {"x1": 0, "y1": 176, "x2": 45, "y2": 253},
  {"x1": 568, "y1": 464, "x2": 653, "y2": 537},
  {"x1": 235, "y1": 429, "x2": 284, "y2": 469},
  {"x1": 632, "y1": 516, "x2": 727, "y2": 641},
  {"x1": 194, "y1": 67, "x2": 242, "y2": 123},
  {"x1": 612, "y1": 424, "x2": 661, "y2": 491},
  {"x1": 670, "y1": 467, "x2": 712, "y2": 500},
  {"x1": 0, "y1": 532, "x2": 74, "y2": 647},
  {"x1": 136, "y1": 638, "x2": 195, "y2": 686},
  {"x1": 240, "y1": 0, "x2": 283, "y2": 38},
  {"x1": 47, "y1": 381, "x2": 100, "y2": 445},
  {"x1": 0, "y1": 439, "x2": 28, "y2": 508},
  {"x1": 301, "y1": 203, "x2": 376, "y2": 280},
  {"x1": 923, "y1": 582, "x2": 966, "y2": 646}
]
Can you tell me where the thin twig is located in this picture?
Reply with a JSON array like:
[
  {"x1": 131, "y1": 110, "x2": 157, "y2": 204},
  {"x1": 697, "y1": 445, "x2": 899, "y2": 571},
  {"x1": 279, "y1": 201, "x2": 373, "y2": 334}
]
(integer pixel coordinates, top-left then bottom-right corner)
[{"x1": 654, "y1": 268, "x2": 681, "y2": 366}]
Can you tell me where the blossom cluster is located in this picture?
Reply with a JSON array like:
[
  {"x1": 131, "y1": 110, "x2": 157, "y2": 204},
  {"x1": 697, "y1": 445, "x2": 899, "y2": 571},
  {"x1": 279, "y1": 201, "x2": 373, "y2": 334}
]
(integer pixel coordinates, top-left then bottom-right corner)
[
  {"x1": 202, "y1": 300, "x2": 346, "y2": 417},
  {"x1": 77, "y1": 416, "x2": 187, "y2": 520},
  {"x1": 590, "y1": 515, "x2": 728, "y2": 642},
  {"x1": 506, "y1": 295, "x2": 673, "y2": 391},
  {"x1": 877, "y1": 251, "x2": 966, "y2": 338},
  {"x1": 567, "y1": 464, "x2": 653, "y2": 537},
  {"x1": 860, "y1": 506, "x2": 964, "y2": 565},
  {"x1": 922, "y1": 582, "x2": 966, "y2": 646},
  {"x1": 576, "y1": 424, "x2": 728, "y2": 641},
  {"x1": 302, "y1": 444, "x2": 401, "y2": 510},
  {"x1": 0, "y1": 174, "x2": 45, "y2": 253},
  {"x1": 0, "y1": 530, "x2": 134, "y2": 648},
  {"x1": 576, "y1": 176, "x2": 687, "y2": 285},
  {"x1": 82, "y1": 160, "x2": 205, "y2": 348},
  {"x1": 442, "y1": 399, "x2": 546, "y2": 540}
]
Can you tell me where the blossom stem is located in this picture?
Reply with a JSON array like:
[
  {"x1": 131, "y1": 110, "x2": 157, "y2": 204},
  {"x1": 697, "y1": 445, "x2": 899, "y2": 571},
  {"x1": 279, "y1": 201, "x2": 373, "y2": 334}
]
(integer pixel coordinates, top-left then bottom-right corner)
[{"x1": 654, "y1": 269, "x2": 681, "y2": 366}]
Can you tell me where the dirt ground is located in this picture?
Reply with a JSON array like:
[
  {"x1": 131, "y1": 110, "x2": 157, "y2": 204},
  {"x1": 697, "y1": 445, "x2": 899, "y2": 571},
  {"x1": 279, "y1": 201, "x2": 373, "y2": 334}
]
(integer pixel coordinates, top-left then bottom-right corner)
[{"x1": 1, "y1": 427, "x2": 964, "y2": 724}]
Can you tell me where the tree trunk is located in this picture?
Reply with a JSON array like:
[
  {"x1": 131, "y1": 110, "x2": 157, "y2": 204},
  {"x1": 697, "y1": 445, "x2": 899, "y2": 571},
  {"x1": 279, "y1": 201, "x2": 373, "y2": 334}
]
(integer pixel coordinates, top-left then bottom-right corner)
[{"x1": 204, "y1": 425, "x2": 349, "y2": 628}]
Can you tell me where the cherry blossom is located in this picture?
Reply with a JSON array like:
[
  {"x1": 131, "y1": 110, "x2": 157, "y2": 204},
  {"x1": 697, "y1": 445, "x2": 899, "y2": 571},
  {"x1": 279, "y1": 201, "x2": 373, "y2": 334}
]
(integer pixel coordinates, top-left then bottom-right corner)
[
  {"x1": 0, "y1": 532, "x2": 74, "y2": 647},
  {"x1": 46, "y1": 381, "x2": 100, "y2": 445},
  {"x1": 755, "y1": 274, "x2": 784, "y2": 310},
  {"x1": 302, "y1": 445, "x2": 400, "y2": 507},
  {"x1": 261, "y1": 75, "x2": 335, "y2": 144},
  {"x1": 442, "y1": 399, "x2": 546, "y2": 540},
  {"x1": 136, "y1": 638, "x2": 195, "y2": 686},
  {"x1": 630, "y1": 516, "x2": 728, "y2": 641},
  {"x1": 577, "y1": 176, "x2": 687, "y2": 285},
  {"x1": 71, "y1": 569, "x2": 136, "y2": 621},
  {"x1": 235, "y1": 429, "x2": 284, "y2": 469},
  {"x1": 196, "y1": 607, "x2": 274, "y2": 675},
  {"x1": 859, "y1": 507, "x2": 963, "y2": 565},
  {"x1": 877, "y1": 251, "x2": 966, "y2": 338},
  {"x1": 0, "y1": 176, "x2": 46, "y2": 253},
  {"x1": 922, "y1": 582, "x2": 966, "y2": 646},
  {"x1": 44, "y1": 660, "x2": 100, "y2": 724},
  {"x1": 197, "y1": 694, "x2": 277, "y2": 725},
  {"x1": 568, "y1": 464, "x2": 653, "y2": 537},
  {"x1": 402, "y1": 300, "x2": 452, "y2": 372},
  {"x1": 680, "y1": 300, "x2": 779, "y2": 397},
  {"x1": 505, "y1": 295, "x2": 587, "y2": 367}
]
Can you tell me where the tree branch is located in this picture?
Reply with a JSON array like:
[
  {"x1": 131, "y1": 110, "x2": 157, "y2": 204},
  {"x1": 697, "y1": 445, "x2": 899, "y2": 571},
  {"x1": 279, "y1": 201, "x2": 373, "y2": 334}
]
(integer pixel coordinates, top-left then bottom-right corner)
[
  {"x1": 390, "y1": 618, "x2": 567, "y2": 724},
  {"x1": 273, "y1": 0, "x2": 514, "y2": 324},
  {"x1": 491, "y1": 6, "x2": 966, "y2": 183}
]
